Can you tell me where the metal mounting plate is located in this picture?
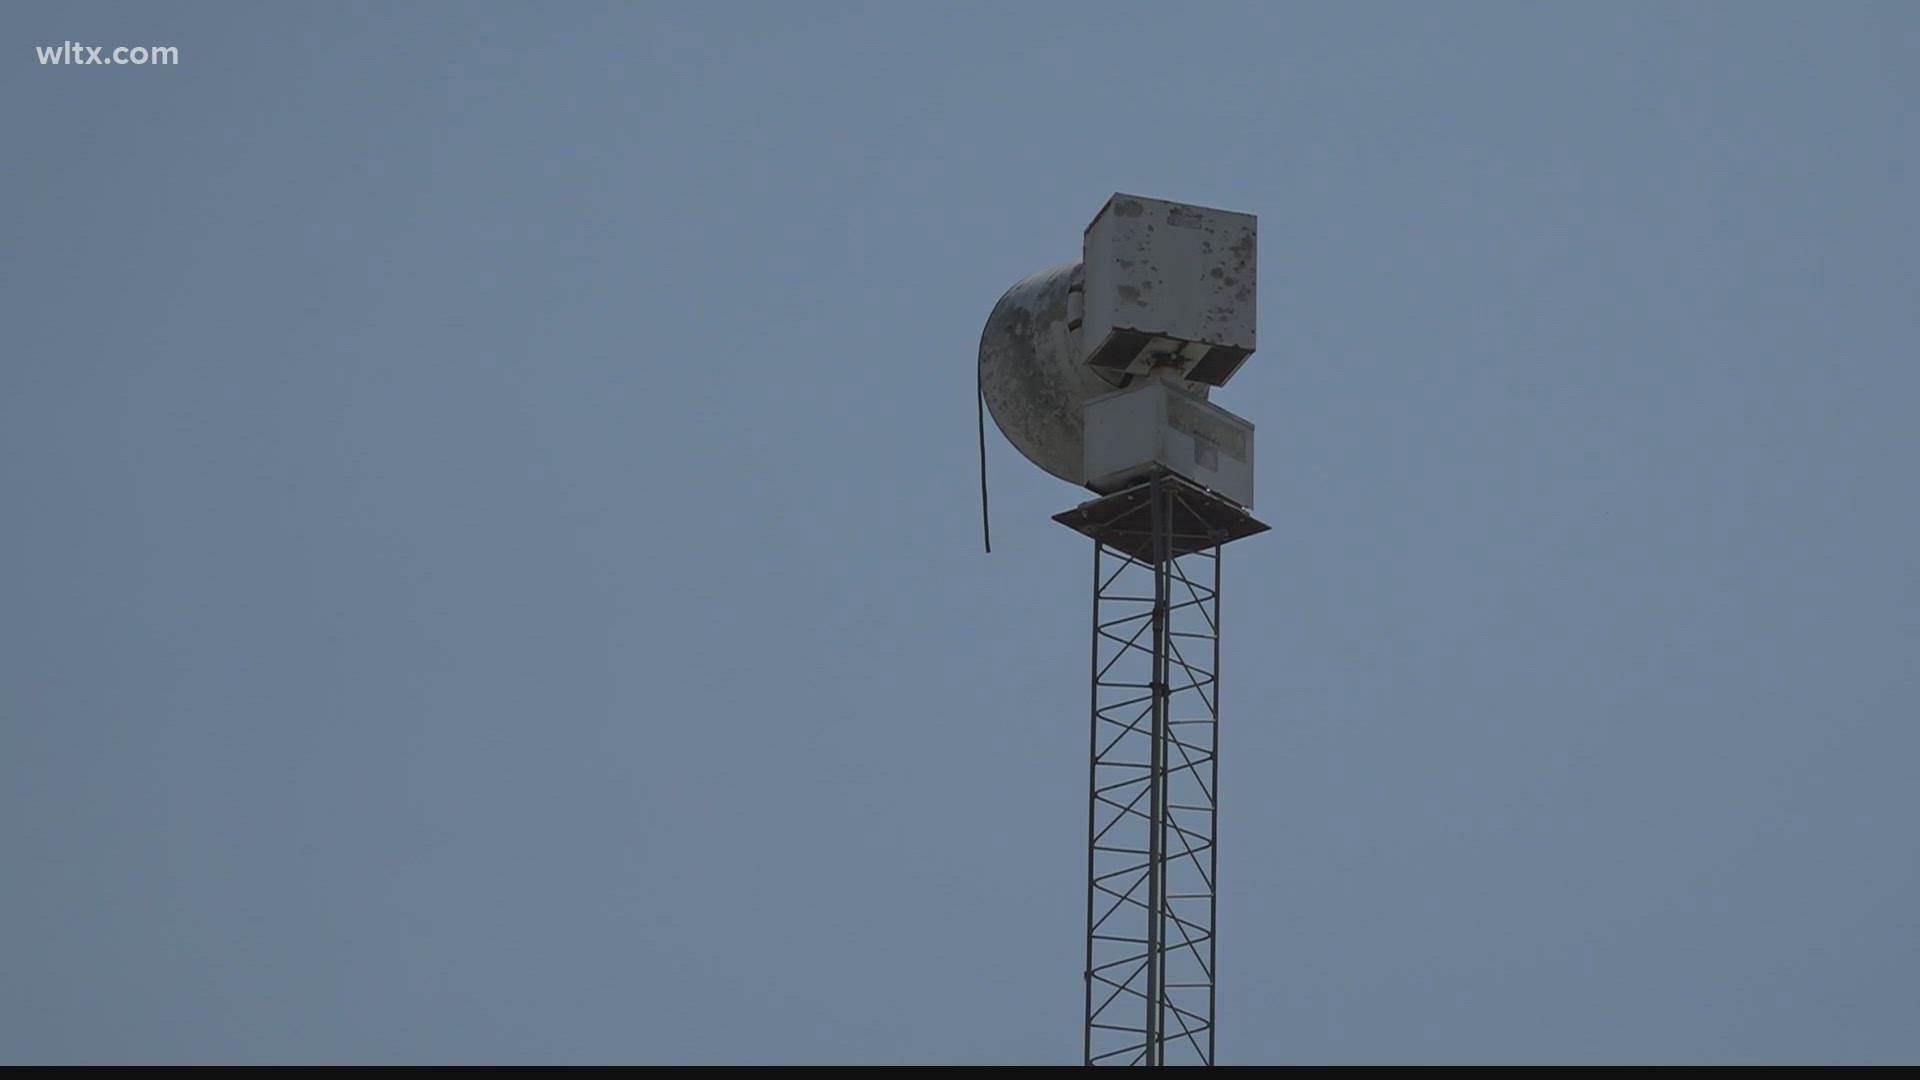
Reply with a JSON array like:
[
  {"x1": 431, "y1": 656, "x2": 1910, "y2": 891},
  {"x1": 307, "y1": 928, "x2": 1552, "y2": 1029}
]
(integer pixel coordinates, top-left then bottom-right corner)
[{"x1": 1052, "y1": 472, "x2": 1269, "y2": 561}]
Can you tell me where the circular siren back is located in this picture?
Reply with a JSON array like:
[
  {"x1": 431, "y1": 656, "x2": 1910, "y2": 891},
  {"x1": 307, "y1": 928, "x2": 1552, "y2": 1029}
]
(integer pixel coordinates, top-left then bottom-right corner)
[{"x1": 978, "y1": 262, "x2": 1210, "y2": 485}]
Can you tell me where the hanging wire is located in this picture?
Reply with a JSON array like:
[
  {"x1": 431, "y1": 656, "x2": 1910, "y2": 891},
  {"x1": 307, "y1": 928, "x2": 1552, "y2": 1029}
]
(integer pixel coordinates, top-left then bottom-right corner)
[{"x1": 977, "y1": 363, "x2": 992, "y2": 554}]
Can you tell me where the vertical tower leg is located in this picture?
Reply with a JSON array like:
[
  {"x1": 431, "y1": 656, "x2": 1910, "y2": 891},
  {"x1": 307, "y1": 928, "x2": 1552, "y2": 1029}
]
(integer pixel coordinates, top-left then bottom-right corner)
[{"x1": 1083, "y1": 477, "x2": 1223, "y2": 1066}]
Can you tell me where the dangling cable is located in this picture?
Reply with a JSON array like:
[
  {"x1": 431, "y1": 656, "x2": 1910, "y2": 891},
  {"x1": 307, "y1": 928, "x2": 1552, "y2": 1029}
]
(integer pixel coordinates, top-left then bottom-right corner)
[{"x1": 978, "y1": 364, "x2": 992, "y2": 554}]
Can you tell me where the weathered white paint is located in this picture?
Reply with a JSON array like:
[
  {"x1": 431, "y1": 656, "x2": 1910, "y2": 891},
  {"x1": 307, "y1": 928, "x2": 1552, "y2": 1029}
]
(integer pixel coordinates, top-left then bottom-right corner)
[{"x1": 979, "y1": 261, "x2": 1212, "y2": 486}]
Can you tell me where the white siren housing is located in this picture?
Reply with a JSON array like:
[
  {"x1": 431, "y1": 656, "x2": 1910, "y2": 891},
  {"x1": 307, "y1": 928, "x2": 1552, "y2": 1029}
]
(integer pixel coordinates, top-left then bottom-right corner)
[{"x1": 978, "y1": 194, "x2": 1257, "y2": 488}]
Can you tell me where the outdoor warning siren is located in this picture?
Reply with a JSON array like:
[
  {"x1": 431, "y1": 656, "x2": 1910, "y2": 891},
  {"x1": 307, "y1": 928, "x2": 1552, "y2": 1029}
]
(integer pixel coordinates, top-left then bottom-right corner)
[
  {"x1": 978, "y1": 193, "x2": 1258, "y2": 487},
  {"x1": 970, "y1": 194, "x2": 1269, "y2": 1064}
]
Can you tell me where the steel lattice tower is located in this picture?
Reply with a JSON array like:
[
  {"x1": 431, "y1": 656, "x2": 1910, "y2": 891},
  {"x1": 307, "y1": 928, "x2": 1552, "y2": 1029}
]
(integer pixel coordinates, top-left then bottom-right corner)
[
  {"x1": 977, "y1": 191, "x2": 1264, "y2": 1066},
  {"x1": 1056, "y1": 473, "x2": 1267, "y2": 1066}
]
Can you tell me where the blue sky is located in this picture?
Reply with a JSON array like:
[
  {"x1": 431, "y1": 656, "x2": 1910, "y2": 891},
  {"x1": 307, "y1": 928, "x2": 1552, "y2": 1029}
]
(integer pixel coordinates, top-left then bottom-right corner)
[{"x1": 4, "y1": 1, "x2": 1918, "y2": 1064}]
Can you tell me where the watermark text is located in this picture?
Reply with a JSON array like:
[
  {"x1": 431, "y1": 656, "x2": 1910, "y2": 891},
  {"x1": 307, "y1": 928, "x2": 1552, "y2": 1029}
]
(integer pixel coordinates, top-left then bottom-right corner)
[{"x1": 37, "y1": 42, "x2": 179, "y2": 66}]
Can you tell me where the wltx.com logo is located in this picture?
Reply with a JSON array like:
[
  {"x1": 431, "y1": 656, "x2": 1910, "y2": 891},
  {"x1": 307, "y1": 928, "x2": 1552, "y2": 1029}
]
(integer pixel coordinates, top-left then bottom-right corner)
[{"x1": 37, "y1": 41, "x2": 180, "y2": 66}]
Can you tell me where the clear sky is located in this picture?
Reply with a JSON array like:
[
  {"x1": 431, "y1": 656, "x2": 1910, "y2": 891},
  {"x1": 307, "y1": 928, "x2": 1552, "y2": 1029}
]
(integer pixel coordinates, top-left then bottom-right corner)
[{"x1": 5, "y1": 1, "x2": 1917, "y2": 1066}]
